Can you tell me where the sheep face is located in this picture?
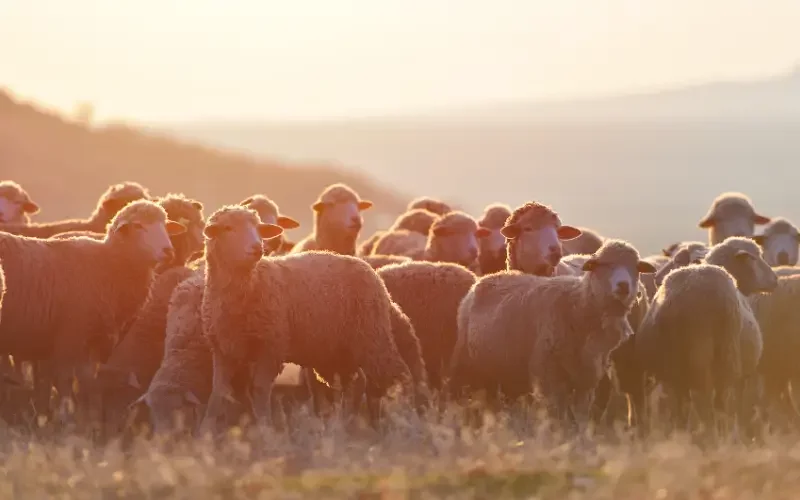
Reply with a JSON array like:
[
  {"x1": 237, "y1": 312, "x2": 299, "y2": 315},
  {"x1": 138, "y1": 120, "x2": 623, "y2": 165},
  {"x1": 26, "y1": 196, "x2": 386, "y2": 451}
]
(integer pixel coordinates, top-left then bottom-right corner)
[
  {"x1": 204, "y1": 208, "x2": 284, "y2": 267},
  {"x1": 502, "y1": 220, "x2": 581, "y2": 276},
  {"x1": 115, "y1": 217, "x2": 186, "y2": 265},
  {"x1": 241, "y1": 198, "x2": 299, "y2": 255},
  {"x1": 428, "y1": 213, "x2": 480, "y2": 267},
  {"x1": 0, "y1": 182, "x2": 39, "y2": 223},
  {"x1": 727, "y1": 247, "x2": 779, "y2": 295},
  {"x1": 753, "y1": 219, "x2": 800, "y2": 267},
  {"x1": 313, "y1": 198, "x2": 370, "y2": 237},
  {"x1": 582, "y1": 241, "x2": 657, "y2": 315},
  {"x1": 698, "y1": 193, "x2": 770, "y2": 245}
]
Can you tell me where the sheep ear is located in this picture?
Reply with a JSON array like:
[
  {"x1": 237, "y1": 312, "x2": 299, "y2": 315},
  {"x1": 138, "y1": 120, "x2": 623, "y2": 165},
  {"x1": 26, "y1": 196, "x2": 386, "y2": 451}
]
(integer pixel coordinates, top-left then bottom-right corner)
[
  {"x1": 22, "y1": 200, "x2": 40, "y2": 214},
  {"x1": 557, "y1": 225, "x2": 582, "y2": 241},
  {"x1": 312, "y1": 201, "x2": 329, "y2": 213},
  {"x1": 191, "y1": 201, "x2": 204, "y2": 211},
  {"x1": 753, "y1": 235, "x2": 765, "y2": 246},
  {"x1": 203, "y1": 223, "x2": 223, "y2": 239},
  {"x1": 475, "y1": 227, "x2": 491, "y2": 238},
  {"x1": 637, "y1": 260, "x2": 658, "y2": 274},
  {"x1": 754, "y1": 214, "x2": 771, "y2": 225},
  {"x1": 276, "y1": 215, "x2": 300, "y2": 230},
  {"x1": 166, "y1": 220, "x2": 187, "y2": 235},
  {"x1": 358, "y1": 200, "x2": 373, "y2": 211},
  {"x1": 238, "y1": 197, "x2": 254, "y2": 206},
  {"x1": 258, "y1": 223, "x2": 284, "y2": 240},
  {"x1": 698, "y1": 214, "x2": 715, "y2": 228},
  {"x1": 500, "y1": 223, "x2": 520, "y2": 239},
  {"x1": 582, "y1": 258, "x2": 598, "y2": 272}
]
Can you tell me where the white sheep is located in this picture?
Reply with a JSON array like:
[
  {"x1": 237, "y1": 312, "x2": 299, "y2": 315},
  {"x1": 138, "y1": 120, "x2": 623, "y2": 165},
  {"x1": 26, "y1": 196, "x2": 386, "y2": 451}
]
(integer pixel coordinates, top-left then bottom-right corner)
[
  {"x1": 0, "y1": 180, "x2": 39, "y2": 224},
  {"x1": 698, "y1": 192, "x2": 771, "y2": 245},
  {"x1": 289, "y1": 183, "x2": 373, "y2": 256},
  {"x1": 753, "y1": 217, "x2": 800, "y2": 267},
  {"x1": 199, "y1": 206, "x2": 411, "y2": 433},
  {"x1": 0, "y1": 199, "x2": 186, "y2": 423},
  {"x1": 453, "y1": 239, "x2": 655, "y2": 429}
]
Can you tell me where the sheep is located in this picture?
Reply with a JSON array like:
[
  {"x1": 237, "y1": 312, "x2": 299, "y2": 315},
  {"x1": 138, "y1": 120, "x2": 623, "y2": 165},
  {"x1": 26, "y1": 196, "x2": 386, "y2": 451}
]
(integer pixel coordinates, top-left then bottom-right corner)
[
  {"x1": 0, "y1": 181, "x2": 39, "y2": 224},
  {"x1": 662, "y1": 240, "x2": 707, "y2": 258},
  {"x1": 0, "y1": 181, "x2": 151, "y2": 238},
  {"x1": 377, "y1": 261, "x2": 477, "y2": 391},
  {"x1": 238, "y1": 195, "x2": 300, "y2": 256},
  {"x1": 698, "y1": 192, "x2": 771, "y2": 245},
  {"x1": 475, "y1": 203, "x2": 512, "y2": 275},
  {"x1": 198, "y1": 206, "x2": 412, "y2": 432},
  {"x1": 289, "y1": 183, "x2": 372, "y2": 256},
  {"x1": 0, "y1": 199, "x2": 186, "y2": 423},
  {"x1": 453, "y1": 240, "x2": 656, "y2": 429},
  {"x1": 362, "y1": 209, "x2": 440, "y2": 257},
  {"x1": 500, "y1": 201, "x2": 582, "y2": 276},
  {"x1": 634, "y1": 237, "x2": 777, "y2": 437},
  {"x1": 561, "y1": 227, "x2": 604, "y2": 256},
  {"x1": 127, "y1": 273, "x2": 211, "y2": 435},
  {"x1": 407, "y1": 196, "x2": 451, "y2": 216},
  {"x1": 753, "y1": 217, "x2": 800, "y2": 267}
]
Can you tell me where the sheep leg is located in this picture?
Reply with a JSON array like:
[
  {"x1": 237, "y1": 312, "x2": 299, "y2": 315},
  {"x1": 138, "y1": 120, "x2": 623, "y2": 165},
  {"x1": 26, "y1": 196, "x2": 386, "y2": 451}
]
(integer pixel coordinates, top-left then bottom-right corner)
[
  {"x1": 250, "y1": 352, "x2": 281, "y2": 429},
  {"x1": 199, "y1": 349, "x2": 237, "y2": 436}
]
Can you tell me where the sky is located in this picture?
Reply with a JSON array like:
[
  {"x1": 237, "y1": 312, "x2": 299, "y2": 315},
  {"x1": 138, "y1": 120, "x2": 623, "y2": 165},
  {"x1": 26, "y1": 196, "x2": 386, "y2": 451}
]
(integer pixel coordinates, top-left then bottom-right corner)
[{"x1": 2, "y1": 0, "x2": 800, "y2": 122}]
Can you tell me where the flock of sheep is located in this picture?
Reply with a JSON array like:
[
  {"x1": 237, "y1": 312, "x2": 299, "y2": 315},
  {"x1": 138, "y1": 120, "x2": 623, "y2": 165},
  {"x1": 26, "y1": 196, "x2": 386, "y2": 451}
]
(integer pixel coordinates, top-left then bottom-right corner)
[{"x1": 0, "y1": 179, "x2": 799, "y2": 445}]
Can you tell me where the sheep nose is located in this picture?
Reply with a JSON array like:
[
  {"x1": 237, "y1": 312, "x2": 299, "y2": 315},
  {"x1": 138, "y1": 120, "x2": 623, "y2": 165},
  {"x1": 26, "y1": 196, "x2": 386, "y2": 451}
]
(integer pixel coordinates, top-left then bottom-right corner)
[
  {"x1": 778, "y1": 251, "x2": 789, "y2": 266},
  {"x1": 615, "y1": 281, "x2": 630, "y2": 298},
  {"x1": 349, "y1": 216, "x2": 362, "y2": 229},
  {"x1": 547, "y1": 246, "x2": 562, "y2": 265}
]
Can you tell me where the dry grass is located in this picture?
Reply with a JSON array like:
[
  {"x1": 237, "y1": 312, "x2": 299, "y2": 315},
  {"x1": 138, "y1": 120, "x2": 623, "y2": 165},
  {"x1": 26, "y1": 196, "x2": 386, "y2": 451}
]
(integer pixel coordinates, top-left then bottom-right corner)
[{"x1": 0, "y1": 399, "x2": 798, "y2": 499}]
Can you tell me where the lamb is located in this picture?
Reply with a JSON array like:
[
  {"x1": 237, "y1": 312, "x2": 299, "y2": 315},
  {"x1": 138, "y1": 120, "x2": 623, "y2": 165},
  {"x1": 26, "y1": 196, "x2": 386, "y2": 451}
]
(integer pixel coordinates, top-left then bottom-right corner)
[
  {"x1": 377, "y1": 261, "x2": 478, "y2": 391},
  {"x1": 127, "y1": 273, "x2": 211, "y2": 435},
  {"x1": 289, "y1": 183, "x2": 372, "y2": 256},
  {"x1": 407, "y1": 196, "x2": 452, "y2": 216},
  {"x1": 0, "y1": 181, "x2": 39, "y2": 224},
  {"x1": 453, "y1": 240, "x2": 655, "y2": 428},
  {"x1": 698, "y1": 192, "x2": 771, "y2": 245},
  {"x1": 634, "y1": 237, "x2": 777, "y2": 436},
  {"x1": 199, "y1": 206, "x2": 412, "y2": 432},
  {"x1": 561, "y1": 227, "x2": 604, "y2": 256},
  {"x1": 475, "y1": 203, "x2": 512, "y2": 275},
  {"x1": 500, "y1": 201, "x2": 582, "y2": 276},
  {"x1": 362, "y1": 209, "x2": 440, "y2": 257},
  {"x1": 753, "y1": 217, "x2": 800, "y2": 267},
  {"x1": 0, "y1": 200, "x2": 186, "y2": 422},
  {"x1": 238, "y1": 195, "x2": 300, "y2": 255},
  {"x1": 0, "y1": 181, "x2": 151, "y2": 238}
]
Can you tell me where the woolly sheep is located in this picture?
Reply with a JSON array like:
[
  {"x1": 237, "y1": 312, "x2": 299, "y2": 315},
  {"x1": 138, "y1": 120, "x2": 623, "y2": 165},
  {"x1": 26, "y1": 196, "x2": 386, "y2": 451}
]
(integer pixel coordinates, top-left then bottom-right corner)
[
  {"x1": 635, "y1": 237, "x2": 777, "y2": 435},
  {"x1": 453, "y1": 240, "x2": 655, "y2": 428},
  {"x1": 407, "y1": 196, "x2": 451, "y2": 216},
  {"x1": 0, "y1": 181, "x2": 151, "y2": 238},
  {"x1": 0, "y1": 181, "x2": 39, "y2": 224},
  {"x1": 377, "y1": 261, "x2": 477, "y2": 391},
  {"x1": 289, "y1": 183, "x2": 372, "y2": 256},
  {"x1": 199, "y1": 206, "x2": 412, "y2": 432},
  {"x1": 358, "y1": 208, "x2": 440, "y2": 257},
  {"x1": 561, "y1": 227, "x2": 604, "y2": 256},
  {"x1": 475, "y1": 203, "x2": 512, "y2": 276},
  {"x1": 238, "y1": 194, "x2": 301, "y2": 255},
  {"x1": 753, "y1": 217, "x2": 800, "y2": 267},
  {"x1": 0, "y1": 200, "x2": 186, "y2": 421},
  {"x1": 500, "y1": 201, "x2": 582, "y2": 276},
  {"x1": 698, "y1": 192, "x2": 771, "y2": 245}
]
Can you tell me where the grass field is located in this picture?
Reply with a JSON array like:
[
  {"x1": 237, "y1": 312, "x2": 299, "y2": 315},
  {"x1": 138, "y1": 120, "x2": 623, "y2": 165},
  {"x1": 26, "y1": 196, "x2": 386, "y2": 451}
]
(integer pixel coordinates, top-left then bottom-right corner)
[{"x1": 1, "y1": 400, "x2": 797, "y2": 499}]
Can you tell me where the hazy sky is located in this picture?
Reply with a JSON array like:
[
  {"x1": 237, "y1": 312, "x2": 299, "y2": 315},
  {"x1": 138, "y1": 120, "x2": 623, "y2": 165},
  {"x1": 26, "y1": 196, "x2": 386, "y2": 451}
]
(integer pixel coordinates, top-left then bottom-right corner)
[{"x1": 3, "y1": 0, "x2": 799, "y2": 122}]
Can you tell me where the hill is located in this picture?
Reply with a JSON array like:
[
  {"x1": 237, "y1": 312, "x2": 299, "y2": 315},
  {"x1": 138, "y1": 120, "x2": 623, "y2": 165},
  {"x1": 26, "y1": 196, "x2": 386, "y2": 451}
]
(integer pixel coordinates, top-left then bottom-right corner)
[
  {"x1": 166, "y1": 70, "x2": 800, "y2": 255},
  {"x1": 0, "y1": 89, "x2": 409, "y2": 237}
]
